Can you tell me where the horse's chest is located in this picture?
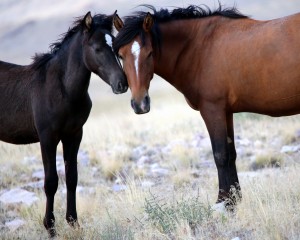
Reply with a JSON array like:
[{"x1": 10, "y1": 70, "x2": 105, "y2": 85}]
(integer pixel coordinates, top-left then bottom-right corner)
[
  {"x1": 63, "y1": 101, "x2": 92, "y2": 132},
  {"x1": 184, "y1": 96, "x2": 199, "y2": 110}
]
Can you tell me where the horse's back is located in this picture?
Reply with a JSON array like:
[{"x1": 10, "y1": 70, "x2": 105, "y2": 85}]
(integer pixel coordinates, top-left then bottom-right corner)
[{"x1": 199, "y1": 14, "x2": 300, "y2": 116}]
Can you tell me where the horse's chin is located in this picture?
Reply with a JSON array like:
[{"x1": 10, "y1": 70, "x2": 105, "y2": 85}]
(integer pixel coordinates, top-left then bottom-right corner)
[
  {"x1": 131, "y1": 104, "x2": 150, "y2": 114},
  {"x1": 106, "y1": 80, "x2": 128, "y2": 94},
  {"x1": 134, "y1": 109, "x2": 150, "y2": 114},
  {"x1": 112, "y1": 88, "x2": 123, "y2": 94}
]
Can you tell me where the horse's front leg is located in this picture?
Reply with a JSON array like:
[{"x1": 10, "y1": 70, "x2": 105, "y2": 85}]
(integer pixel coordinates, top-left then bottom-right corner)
[
  {"x1": 39, "y1": 132, "x2": 59, "y2": 237},
  {"x1": 226, "y1": 112, "x2": 241, "y2": 203},
  {"x1": 200, "y1": 104, "x2": 240, "y2": 205},
  {"x1": 62, "y1": 129, "x2": 82, "y2": 227}
]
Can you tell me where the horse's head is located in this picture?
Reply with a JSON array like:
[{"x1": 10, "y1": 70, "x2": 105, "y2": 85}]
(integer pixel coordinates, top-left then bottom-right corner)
[
  {"x1": 82, "y1": 12, "x2": 128, "y2": 94},
  {"x1": 113, "y1": 13, "x2": 155, "y2": 114}
]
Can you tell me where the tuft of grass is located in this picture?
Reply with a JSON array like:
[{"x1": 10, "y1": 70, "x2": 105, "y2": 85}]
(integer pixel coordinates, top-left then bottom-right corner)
[
  {"x1": 96, "y1": 150, "x2": 130, "y2": 180},
  {"x1": 170, "y1": 169, "x2": 193, "y2": 188},
  {"x1": 250, "y1": 153, "x2": 284, "y2": 171},
  {"x1": 144, "y1": 192, "x2": 213, "y2": 235},
  {"x1": 100, "y1": 219, "x2": 135, "y2": 240}
]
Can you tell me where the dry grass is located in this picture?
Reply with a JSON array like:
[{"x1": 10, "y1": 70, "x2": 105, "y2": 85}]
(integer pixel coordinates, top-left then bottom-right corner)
[{"x1": 1, "y1": 76, "x2": 300, "y2": 239}]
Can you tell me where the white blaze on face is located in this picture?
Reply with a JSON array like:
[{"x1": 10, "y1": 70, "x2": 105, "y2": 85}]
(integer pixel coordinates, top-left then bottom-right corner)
[
  {"x1": 131, "y1": 41, "x2": 140, "y2": 77},
  {"x1": 105, "y1": 34, "x2": 113, "y2": 48},
  {"x1": 105, "y1": 34, "x2": 121, "y2": 66}
]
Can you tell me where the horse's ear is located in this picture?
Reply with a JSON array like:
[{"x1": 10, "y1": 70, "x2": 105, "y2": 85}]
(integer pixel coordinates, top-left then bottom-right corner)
[
  {"x1": 113, "y1": 11, "x2": 124, "y2": 32},
  {"x1": 143, "y1": 12, "x2": 153, "y2": 32},
  {"x1": 83, "y1": 11, "x2": 93, "y2": 30}
]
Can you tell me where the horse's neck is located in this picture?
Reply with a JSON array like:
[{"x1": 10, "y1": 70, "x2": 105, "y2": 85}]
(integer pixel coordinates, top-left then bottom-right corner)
[
  {"x1": 154, "y1": 18, "x2": 218, "y2": 88},
  {"x1": 55, "y1": 32, "x2": 91, "y2": 99}
]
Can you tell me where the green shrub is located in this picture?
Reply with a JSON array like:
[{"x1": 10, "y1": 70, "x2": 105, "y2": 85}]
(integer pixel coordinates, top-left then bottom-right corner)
[
  {"x1": 100, "y1": 220, "x2": 134, "y2": 240},
  {"x1": 144, "y1": 193, "x2": 213, "y2": 235}
]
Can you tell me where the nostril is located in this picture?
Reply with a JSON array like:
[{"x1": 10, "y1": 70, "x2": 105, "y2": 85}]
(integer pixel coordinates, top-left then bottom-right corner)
[
  {"x1": 118, "y1": 81, "x2": 123, "y2": 90},
  {"x1": 144, "y1": 95, "x2": 150, "y2": 105}
]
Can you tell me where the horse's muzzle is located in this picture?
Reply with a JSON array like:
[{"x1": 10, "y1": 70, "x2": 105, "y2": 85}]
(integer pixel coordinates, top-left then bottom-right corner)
[
  {"x1": 131, "y1": 95, "x2": 150, "y2": 114},
  {"x1": 112, "y1": 81, "x2": 128, "y2": 94}
]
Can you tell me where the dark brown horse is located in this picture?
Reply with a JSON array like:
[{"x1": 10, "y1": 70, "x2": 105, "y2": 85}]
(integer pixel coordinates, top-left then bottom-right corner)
[
  {"x1": 113, "y1": 5, "x2": 300, "y2": 206},
  {"x1": 0, "y1": 12, "x2": 127, "y2": 236}
]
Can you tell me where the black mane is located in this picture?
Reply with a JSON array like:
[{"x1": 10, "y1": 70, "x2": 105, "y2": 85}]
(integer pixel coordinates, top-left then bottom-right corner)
[
  {"x1": 31, "y1": 14, "x2": 113, "y2": 69},
  {"x1": 113, "y1": 4, "x2": 248, "y2": 54}
]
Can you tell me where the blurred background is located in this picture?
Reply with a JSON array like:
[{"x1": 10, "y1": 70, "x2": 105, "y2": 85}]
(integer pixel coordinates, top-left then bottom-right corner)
[
  {"x1": 1, "y1": 0, "x2": 300, "y2": 64},
  {"x1": 1, "y1": 0, "x2": 299, "y2": 111}
]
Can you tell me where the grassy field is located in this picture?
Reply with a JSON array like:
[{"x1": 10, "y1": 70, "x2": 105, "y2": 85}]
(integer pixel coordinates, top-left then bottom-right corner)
[{"x1": 1, "y1": 75, "x2": 300, "y2": 239}]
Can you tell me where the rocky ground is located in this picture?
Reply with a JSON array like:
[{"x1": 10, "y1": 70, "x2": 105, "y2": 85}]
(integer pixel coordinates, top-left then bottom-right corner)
[{"x1": 1, "y1": 128, "x2": 299, "y2": 234}]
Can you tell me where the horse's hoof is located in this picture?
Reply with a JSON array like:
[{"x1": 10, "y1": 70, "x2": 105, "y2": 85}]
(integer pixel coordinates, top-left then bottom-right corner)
[
  {"x1": 67, "y1": 219, "x2": 80, "y2": 229},
  {"x1": 48, "y1": 228, "x2": 57, "y2": 238}
]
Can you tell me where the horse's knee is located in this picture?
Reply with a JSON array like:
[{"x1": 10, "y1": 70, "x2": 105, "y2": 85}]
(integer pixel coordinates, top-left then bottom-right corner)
[{"x1": 44, "y1": 174, "x2": 58, "y2": 196}]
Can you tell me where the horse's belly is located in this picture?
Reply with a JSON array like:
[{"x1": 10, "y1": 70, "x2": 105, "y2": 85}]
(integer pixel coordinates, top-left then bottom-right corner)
[
  {"x1": 1, "y1": 134, "x2": 39, "y2": 145},
  {"x1": 238, "y1": 94, "x2": 300, "y2": 117},
  {"x1": 0, "y1": 121, "x2": 39, "y2": 144},
  {"x1": 0, "y1": 130, "x2": 39, "y2": 144}
]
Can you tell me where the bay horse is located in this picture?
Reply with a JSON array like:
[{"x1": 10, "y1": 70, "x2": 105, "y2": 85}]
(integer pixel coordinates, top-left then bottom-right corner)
[
  {"x1": 0, "y1": 12, "x2": 127, "y2": 236},
  {"x1": 113, "y1": 5, "x2": 300, "y2": 206}
]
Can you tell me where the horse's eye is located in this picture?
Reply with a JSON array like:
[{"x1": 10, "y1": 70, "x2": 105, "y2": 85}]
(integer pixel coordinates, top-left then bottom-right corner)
[
  {"x1": 118, "y1": 55, "x2": 123, "y2": 60},
  {"x1": 147, "y1": 52, "x2": 153, "y2": 58},
  {"x1": 95, "y1": 48, "x2": 101, "y2": 53}
]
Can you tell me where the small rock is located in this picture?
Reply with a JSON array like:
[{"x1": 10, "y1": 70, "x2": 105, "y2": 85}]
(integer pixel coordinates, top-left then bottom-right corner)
[
  {"x1": 150, "y1": 167, "x2": 169, "y2": 176},
  {"x1": 280, "y1": 145, "x2": 300, "y2": 153},
  {"x1": 112, "y1": 184, "x2": 127, "y2": 192},
  {"x1": 238, "y1": 138, "x2": 251, "y2": 146},
  {"x1": 5, "y1": 218, "x2": 25, "y2": 231},
  {"x1": 131, "y1": 145, "x2": 147, "y2": 160},
  {"x1": 141, "y1": 181, "x2": 155, "y2": 188},
  {"x1": 56, "y1": 164, "x2": 65, "y2": 177},
  {"x1": 23, "y1": 180, "x2": 44, "y2": 190},
  {"x1": 212, "y1": 202, "x2": 226, "y2": 214},
  {"x1": 78, "y1": 150, "x2": 89, "y2": 166},
  {"x1": 32, "y1": 170, "x2": 44, "y2": 180},
  {"x1": 137, "y1": 155, "x2": 152, "y2": 166},
  {"x1": 0, "y1": 188, "x2": 39, "y2": 206}
]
